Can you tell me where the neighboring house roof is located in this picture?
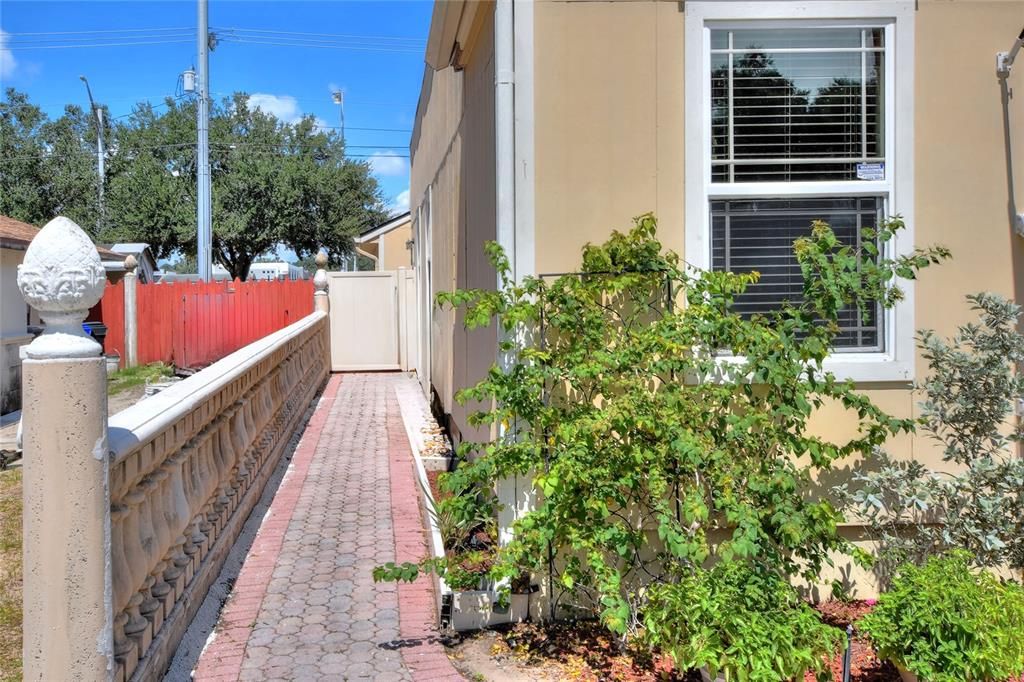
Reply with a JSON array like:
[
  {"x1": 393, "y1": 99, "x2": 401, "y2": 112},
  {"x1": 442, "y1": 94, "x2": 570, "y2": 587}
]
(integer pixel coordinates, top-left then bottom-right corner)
[
  {"x1": 107, "y1": 243, "x2": 159, "y2": 283},
  {"x1": 356, "y1": 212, "x2": 412, "y2": 244},
  {"x1": 0, "y1": 215, "x2": 121, "y2": 260}
]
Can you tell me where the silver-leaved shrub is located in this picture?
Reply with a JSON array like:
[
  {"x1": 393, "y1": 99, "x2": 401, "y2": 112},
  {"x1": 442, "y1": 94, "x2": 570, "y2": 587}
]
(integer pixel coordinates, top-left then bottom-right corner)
[{"x1": 841, "y1": 293, "x2": 1024, "y2": 584}]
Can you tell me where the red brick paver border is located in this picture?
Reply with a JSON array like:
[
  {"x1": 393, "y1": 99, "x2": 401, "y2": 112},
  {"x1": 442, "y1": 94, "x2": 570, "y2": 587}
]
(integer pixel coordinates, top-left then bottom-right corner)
[
  {"x1": 193, "y1": 375, "x2": 342, "y2": 682},
  {"x1": 386, "y1": 393, "x2": 465, "y2": 681}
]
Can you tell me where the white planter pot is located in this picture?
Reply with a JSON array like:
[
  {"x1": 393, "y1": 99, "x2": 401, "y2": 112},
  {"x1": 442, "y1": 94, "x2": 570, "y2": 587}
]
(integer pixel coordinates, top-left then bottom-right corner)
[{"x1": 105, "y1": 354, "x2": 120, "y2": 374}]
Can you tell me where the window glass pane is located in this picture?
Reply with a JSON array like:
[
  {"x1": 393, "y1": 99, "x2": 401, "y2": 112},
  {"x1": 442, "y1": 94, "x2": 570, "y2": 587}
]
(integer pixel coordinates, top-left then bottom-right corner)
[
  {"x1": 710, "y1": 53, "x2": 731, "y2": 162},
  {"x1": 710, "y1": 197, "x2": 883, "y2": 350},
  {"x1": 713, "y1": 27, "x2": 882, "y2": 50},
  {"x1": 709, "y1": 27, "x2": 885, "y2": 183}
]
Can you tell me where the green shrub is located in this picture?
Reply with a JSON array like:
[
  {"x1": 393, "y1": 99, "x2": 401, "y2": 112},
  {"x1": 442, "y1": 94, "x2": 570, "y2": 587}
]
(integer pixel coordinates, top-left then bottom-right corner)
[
  {"x1": 375, "y1": 213, "x2": 947, "y2": 646},
  {"x1": 643, "y1": 562, "x2": 843, "y2": 681},
  {"x1": 858, "y1": 551, "x2": 1024, "y2": 681}
]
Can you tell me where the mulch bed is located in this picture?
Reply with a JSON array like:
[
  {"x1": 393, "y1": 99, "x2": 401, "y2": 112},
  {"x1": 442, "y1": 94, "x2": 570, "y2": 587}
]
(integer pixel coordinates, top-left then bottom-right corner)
[
  {"x1": 807, "y1": 601, "x2": 899, "y2": 682},
  {"x1": 448, "y1": 601, "x2": 905, "y2": 682}
]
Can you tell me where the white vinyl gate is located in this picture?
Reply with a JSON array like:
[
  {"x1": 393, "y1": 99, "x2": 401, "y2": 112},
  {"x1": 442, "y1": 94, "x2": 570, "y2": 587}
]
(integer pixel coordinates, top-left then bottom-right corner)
[{"x1": 327, "y1": 268, "x2": 419, "y2": 372}]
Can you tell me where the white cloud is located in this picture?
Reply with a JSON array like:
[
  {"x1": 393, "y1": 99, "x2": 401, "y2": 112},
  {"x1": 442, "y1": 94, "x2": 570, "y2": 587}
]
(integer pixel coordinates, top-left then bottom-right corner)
[
  {"x1": 391, "y1": 189, "x2": 410, "y2": 213},
  {"x1": 247, "y1": 93, "x2": 303, "y2": 123},
  {"x1": 0, "y1": 31, "x2": 17, "y2": 79},
  {"x1": 247, "y1": 94, "x2": 333, "y2": 134},
  {"x1": 368, "y1": 152, "x2": 408, "y2": 177}
]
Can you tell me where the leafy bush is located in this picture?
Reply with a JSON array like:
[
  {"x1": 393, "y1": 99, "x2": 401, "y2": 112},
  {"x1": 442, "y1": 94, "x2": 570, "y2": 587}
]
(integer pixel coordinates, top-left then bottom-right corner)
[
  {"x1": 422, "y1": 476, "x2": 495, "y2": 552},
  {"x1": 643, "y1": 562, "x2": 843, "y2": 681},
  {"x1": 376, "y1": 213, "x2": 946, "y2": 653},
  {"x1": 841, "y1": 294, "x2": 1024, "y2": 582},
  {"x1": 858, "y1": 551, "x2": 1024, "y2": 681}
]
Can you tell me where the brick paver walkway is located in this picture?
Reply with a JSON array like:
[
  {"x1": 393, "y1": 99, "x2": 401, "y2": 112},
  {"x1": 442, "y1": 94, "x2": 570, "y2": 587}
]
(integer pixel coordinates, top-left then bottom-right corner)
[{"x1": 193, "y1": 373, "x2": 462, "y2": 681}]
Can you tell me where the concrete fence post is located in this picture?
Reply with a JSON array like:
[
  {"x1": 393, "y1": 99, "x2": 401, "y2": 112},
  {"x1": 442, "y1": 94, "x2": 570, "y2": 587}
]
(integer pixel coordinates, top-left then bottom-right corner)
[
  {"x1": 17, "y1": 217, "x2": 114, "y2": 681},
  {"x1": 313, "y1": 249, "x2": 332, "y2": 371},
  {"x1": 313, "y1": 248, "x2": 329, "y2": 315},
  {"x1": 123, "y1": 255, "x2": 139, "y2": 369}
]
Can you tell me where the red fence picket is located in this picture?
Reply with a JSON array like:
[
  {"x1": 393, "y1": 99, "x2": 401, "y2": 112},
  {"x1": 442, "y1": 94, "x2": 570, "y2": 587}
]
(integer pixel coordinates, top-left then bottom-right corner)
[{"x1": 95, "y1": 278, "x2": 314, "y2": 370}]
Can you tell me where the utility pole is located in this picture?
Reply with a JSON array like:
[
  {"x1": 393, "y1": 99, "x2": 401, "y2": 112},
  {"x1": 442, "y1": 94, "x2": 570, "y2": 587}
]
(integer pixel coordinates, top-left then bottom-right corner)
[
  {"x1": 196, "y1": 0, "x2": 213, "y2": 281},
  {"x1": 79, "y1": 75, "x2": 104, "y2": 224}
]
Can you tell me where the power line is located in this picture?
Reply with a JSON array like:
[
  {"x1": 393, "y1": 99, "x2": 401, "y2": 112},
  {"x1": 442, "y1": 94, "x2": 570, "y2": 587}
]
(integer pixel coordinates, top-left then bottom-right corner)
[
  {"x1": 6, "y1": 39, "x2": 195, "y2": 51},
  {"x1": 214, "y1": 32, "x2": 422, "y2": 50},
  {"x1": 6, "y1": 27, "x2": 193, "y2": 36},
  {"x1": 216, "y1": 37, "x2": 422, "y2": 54},
  {"x1": 210, "y1": 91, "x2": 417, "y2": 109},
  {"x1": 7, "y1": 31, "x2": 194, "y2": 45},
  {"x1": 314, "y1": 125, "x2": 411, "y2": 133},
  {"x1": 212, "y1": 26, "x2": 425, "y2": 43},
  {"x1": 0, "y1": 144, "x2": 409, "y2": 163},
  {"x1": 3, "y1": 100, "x2": 415, "y2": 130}
]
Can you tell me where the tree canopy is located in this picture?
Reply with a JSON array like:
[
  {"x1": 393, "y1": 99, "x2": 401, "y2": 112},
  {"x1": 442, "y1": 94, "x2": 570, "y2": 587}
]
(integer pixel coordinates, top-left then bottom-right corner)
[{"x1": 1, "y1": 88, "x2": 390, "y2": 279}]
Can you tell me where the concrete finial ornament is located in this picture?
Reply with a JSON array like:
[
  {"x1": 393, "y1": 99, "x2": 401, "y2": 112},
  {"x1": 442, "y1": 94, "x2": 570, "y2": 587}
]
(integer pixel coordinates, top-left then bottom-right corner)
[
  {"x1": 313, "y1": 249, "x2": 329, "y2": 295},
  {"x1": 17, "y1": 216, "x2": 107, "y2": 359},
  {"x1": 124, "y1": 254, "x2": 138, "y2": 273}
]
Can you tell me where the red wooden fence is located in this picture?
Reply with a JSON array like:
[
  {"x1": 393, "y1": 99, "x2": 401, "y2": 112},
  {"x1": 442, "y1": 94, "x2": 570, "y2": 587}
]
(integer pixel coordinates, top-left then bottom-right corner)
[{"x1": 96, "y1": 278, "x2": 314, "y2": 370}]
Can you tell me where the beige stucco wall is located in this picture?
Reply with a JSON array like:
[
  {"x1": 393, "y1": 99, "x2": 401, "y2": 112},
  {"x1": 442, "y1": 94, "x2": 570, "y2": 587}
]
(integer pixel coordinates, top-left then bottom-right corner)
[
  {"x1": 1, "y1": 248, "x2": 27, "y2": 338},
  {"x1": 1, "y1": 248, "x2": 30, "y2": 414},
  {"x1": 528, "y1": 0, "x2": 1024, "y2": 593},
  {"x1": 413, "y1": 0, "x2": 1024, "y2": 491},
  {"x1": 532, "y1": 0, "x2": 1024, "y2": 444},
  {"x1": 410, "y1": 3, "x2": 498, "y2": 442},
  {"x1": 381, "y1": 222, "x2": 413, "y2": 271}
]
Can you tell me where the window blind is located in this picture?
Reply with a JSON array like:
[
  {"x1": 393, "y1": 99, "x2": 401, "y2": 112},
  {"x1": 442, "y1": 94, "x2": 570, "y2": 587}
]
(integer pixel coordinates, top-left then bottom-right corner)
[
  {"x1": 710, "y1": 197, "x2": 883, "y2": 350},
  {"x1": 710, "y1": 27, "x2": 885, "y2": 183}
]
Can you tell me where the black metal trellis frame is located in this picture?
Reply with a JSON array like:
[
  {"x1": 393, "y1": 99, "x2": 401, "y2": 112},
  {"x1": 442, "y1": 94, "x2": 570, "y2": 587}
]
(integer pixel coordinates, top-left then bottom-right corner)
[{"x1": 533, "y1": 268, "x2": 678, "y2": 623}]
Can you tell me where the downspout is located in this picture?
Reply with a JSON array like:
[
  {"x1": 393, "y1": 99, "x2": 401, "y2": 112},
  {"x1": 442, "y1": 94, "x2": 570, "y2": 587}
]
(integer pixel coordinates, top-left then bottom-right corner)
[
  {"x1": 354, "y1": 246, "x2": 379, "y2": 270},
  {"x1": 494, "y1": 0, "x2": 521, "y2": 562},
  {"x1": 495, "y1": 0, "x2": 516, "y2": 280},
  {"x1": 997, "y1": 27, "x2": 1024, "y2": 237},
  {"x1": 494, "y1": 0, "x2": 544, "y2": 620}
]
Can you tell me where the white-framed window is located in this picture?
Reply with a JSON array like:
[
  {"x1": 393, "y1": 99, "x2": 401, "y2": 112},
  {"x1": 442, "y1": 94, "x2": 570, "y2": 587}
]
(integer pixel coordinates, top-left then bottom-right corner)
[{"x1": 685, "y1": 1, "x2": 916, "y2": 383}]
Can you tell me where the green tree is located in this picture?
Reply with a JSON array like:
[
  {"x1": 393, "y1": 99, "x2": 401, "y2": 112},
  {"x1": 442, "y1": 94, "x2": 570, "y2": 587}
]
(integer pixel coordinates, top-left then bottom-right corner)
[
  {"x1": 2, "y1": 89, "x2": 388, "y2": 279},
  {"x1": 102, "y1": 99, "x2": 196, "y2": 260},
  {"x1": 1, "y1": 88, "x2": 104, "y2": 231}
]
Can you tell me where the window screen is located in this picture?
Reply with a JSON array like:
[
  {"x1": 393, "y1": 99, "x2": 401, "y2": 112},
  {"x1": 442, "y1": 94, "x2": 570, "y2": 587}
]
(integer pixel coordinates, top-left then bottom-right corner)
[
  {"x1": 710, "y1": 27, "x2": 885, "y2": 183},
  {"x1": 710, "y1": 197, "x2": 883, "y2": 350}
]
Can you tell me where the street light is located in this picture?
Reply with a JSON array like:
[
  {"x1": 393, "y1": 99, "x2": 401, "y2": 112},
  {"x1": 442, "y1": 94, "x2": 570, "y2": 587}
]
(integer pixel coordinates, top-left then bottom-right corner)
[
  {"x1": 331, "y1": 90, "x2": 345, "y2": 141},
  {"x1": 331, "y1": 90, "x2": 355, "y2": 270},
  {"x1": 79, "y1": 75, "x2": 105, "y2": 223}
]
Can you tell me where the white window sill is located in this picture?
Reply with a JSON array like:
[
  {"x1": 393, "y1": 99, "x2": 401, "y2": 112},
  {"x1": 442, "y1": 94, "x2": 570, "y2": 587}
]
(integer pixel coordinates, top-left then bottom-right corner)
[
  {"x1": 822, "y1": 354, "x2": 913, "y2": 384},
  {"x1": 712, "y1": 353, "x2": 914, "y2": 385}
]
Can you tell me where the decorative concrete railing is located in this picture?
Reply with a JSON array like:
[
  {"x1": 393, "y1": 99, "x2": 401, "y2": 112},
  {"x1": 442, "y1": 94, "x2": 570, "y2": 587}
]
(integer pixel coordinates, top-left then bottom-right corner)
[
  {"x1": 17, "y1": 217, "x2": 332, "y2": 682},
  {"x1": 107, "y1": 310, "x2": 328, "y2": 681}
]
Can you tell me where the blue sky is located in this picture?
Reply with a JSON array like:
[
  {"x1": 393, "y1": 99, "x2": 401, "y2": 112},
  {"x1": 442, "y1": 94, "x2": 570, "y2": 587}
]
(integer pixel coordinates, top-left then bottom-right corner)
[{"x1": 0, "y1": 0, "x2": 433, "y2": 219}]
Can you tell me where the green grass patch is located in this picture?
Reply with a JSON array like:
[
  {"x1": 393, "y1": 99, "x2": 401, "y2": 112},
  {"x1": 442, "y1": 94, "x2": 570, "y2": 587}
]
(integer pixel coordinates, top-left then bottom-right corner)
[
  {"x1": 107, "y1": 362, "x2": 174, "y2": 396},
  {"x1": 0, "y1": 469, "x2": 22, "y2": 682}
]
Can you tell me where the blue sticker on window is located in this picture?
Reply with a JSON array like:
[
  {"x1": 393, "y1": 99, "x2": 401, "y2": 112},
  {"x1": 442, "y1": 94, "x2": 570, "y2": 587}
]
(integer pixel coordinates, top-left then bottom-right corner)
[{"x1": 856, "y1": 162, "x2": 885, "y2": 181}]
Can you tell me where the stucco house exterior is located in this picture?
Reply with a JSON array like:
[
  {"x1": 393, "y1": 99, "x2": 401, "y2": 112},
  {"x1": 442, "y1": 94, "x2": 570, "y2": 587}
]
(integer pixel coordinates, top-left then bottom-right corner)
[
  {"x1": 410, "y1": 0, "x2": 1024, "y2": 591},
  {"x1": 1, "y1": 215, "x2": 123, "y2": 415},
  {"x1": 355, "y1": 211, "x2": 413, "y2": 271}
]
